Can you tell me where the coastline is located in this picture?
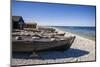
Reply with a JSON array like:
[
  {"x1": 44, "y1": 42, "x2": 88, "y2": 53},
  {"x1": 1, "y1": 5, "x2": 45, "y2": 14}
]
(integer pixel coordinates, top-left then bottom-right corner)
[
  {"x1": 52, "y1": 27, "x2": 95, "y2": 41},
  {"x1": 12, "y1": 27, "x2": 96, "y2": 66}
]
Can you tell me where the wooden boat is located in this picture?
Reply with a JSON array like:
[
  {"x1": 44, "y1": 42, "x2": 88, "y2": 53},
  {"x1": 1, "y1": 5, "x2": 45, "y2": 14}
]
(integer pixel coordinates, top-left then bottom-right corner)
[{"x1": 12, "y1": 35, "x2": 76, "y2": 52}]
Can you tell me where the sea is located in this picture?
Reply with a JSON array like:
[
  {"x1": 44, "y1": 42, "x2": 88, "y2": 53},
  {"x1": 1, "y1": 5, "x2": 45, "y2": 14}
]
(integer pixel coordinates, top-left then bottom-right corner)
[{"x1": 51, "y1": 26, "x2": 96, "y2": 41}]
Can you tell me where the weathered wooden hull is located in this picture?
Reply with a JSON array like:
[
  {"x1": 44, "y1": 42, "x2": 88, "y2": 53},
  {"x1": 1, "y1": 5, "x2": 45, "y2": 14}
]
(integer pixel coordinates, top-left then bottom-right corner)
[{"x1": 12, "y1": 36, "x2": 75, "y2": 52}]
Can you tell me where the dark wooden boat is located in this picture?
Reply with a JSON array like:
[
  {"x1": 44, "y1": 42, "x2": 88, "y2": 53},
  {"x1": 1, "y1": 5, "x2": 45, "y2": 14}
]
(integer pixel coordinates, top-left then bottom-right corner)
[{"x1": 12, "y1": 36, "x2": 76, "y2": 52}]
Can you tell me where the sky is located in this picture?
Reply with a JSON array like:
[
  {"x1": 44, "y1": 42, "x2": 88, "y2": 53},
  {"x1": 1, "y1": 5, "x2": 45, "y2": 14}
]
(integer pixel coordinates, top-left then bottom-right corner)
[{"x1": 12, "y1": 0, "x2": 96, "y2": 26}]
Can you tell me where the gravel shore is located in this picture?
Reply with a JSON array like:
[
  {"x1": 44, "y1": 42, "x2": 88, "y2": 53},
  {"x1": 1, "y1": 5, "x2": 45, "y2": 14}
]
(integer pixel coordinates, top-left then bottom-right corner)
[{"x1": 11, "y1": 28, "x2": 96, "y2": 66}]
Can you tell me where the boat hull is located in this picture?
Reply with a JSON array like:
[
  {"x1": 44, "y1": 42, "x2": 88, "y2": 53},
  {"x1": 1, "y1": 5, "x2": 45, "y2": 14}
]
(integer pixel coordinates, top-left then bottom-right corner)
[{"x1": 12, "y1": 36, "x2": 75, "y2": 52}]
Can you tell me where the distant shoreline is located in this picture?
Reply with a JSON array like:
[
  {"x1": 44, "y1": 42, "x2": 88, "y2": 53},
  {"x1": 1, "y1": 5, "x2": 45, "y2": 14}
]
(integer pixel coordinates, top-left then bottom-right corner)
[
  {"x1": 50, "y1": 26, "x2": 95, "y2": 41},
  {"x1": 51, "y1": 27, "x2": 95, "y2": 41}
]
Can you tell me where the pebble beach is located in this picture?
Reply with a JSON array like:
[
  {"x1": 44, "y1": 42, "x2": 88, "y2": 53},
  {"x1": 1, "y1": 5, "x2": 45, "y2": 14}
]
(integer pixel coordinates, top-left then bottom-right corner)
[{"x1": 11, "y1": 28, "x2": 96, "y2": 66}]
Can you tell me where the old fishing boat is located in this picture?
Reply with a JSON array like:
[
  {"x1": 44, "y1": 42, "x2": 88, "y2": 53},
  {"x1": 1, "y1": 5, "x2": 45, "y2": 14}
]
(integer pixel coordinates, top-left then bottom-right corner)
[{"x1": 12, "y1": 34, "x2": 76, "y2": 52}]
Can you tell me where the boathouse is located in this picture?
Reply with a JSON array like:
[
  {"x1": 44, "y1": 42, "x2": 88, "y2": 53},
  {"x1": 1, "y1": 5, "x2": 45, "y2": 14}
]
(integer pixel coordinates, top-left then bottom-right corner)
[{"x1": 12, "y1": 16, "x2": 25, "y2": 29}]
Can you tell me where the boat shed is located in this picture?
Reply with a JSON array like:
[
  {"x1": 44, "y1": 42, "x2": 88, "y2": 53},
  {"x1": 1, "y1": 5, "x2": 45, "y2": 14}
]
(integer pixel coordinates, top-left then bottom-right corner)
[
  {"x1": 25, "y1": 23, "x2": 37, "y2": 29},
  {"x1": 12, "y1": 16, "x2": 25, "y2": 29}
]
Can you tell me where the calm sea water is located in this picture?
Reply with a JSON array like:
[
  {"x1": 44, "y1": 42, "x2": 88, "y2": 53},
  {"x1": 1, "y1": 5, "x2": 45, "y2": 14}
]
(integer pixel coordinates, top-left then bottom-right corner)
[{"x1": 51, "y1": 26, "x2": 96, "y2": 41}]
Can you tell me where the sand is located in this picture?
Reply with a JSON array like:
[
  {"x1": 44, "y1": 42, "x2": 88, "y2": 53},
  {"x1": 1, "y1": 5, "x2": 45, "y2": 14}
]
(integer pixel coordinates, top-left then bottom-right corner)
[{"x1": 11, "y1": 28, "x2": 96, "y2": 66}]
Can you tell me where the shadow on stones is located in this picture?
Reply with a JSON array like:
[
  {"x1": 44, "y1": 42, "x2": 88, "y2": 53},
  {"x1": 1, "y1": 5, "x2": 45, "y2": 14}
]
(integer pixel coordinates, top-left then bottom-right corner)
[{"x1": 12, "y1": 48, "x2": 89, "y2": 59}]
